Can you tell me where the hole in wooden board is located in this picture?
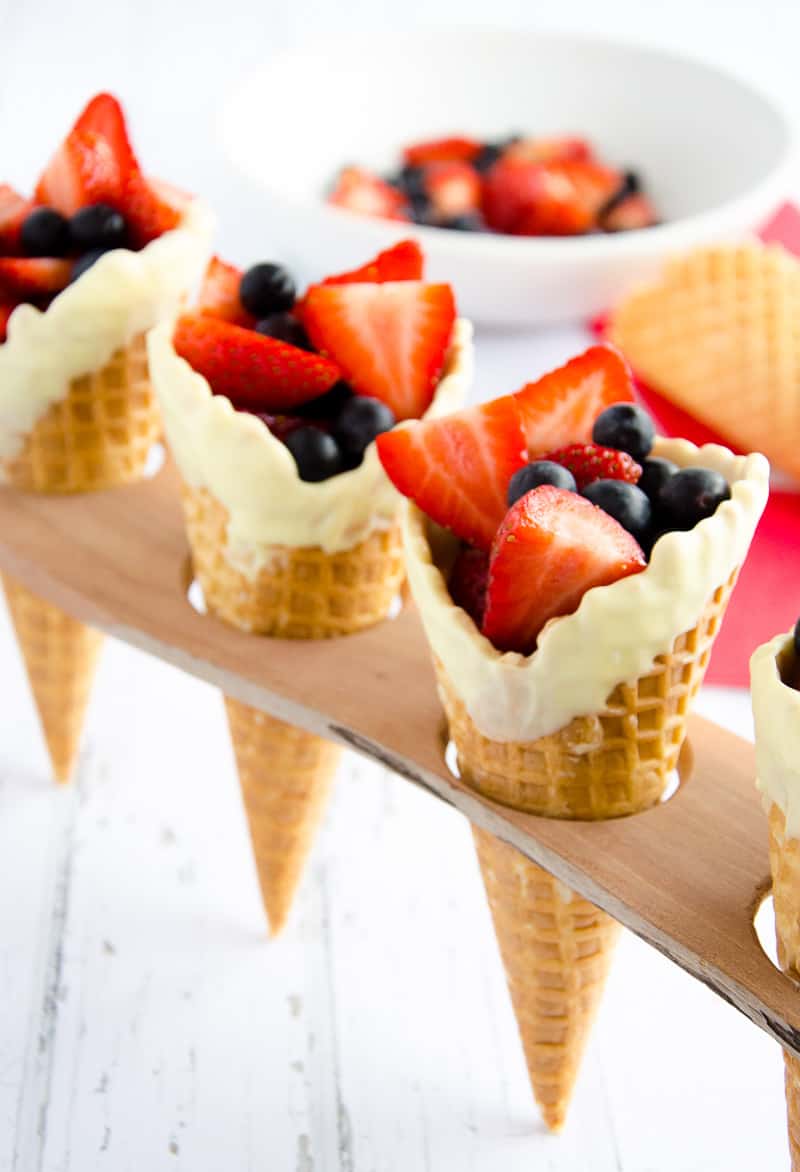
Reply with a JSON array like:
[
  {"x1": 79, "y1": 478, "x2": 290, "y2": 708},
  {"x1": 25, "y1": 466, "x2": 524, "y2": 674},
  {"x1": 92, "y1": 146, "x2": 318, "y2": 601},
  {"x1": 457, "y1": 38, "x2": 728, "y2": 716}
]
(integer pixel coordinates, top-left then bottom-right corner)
[{"x1": 753, "y1": 890, "x2": 800, "y2": 985}]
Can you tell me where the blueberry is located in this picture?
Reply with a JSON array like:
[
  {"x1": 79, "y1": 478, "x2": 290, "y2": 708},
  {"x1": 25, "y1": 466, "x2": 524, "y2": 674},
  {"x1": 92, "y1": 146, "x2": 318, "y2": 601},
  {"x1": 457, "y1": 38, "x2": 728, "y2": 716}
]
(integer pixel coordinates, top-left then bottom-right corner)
[
  {"x1": 20, "y1": 207, "x2": 70, "y2": 257},
  {"x1": 473, "y1": 143, "x2": 504, "y2": 173},
  {"x1": 637, "y1": 457, "x2": 679, "y2": 503},
  {"x1": 254, "y1": 312, "x2": 311, "y2": 350},
  {"x1": 70, "y1": 249, "x2": 109, "y2": 282},
  {"x1": 294, "y1": 380, "x2": 354, "y2": 420},
  {"x1": 333, "y1": 396, "x2": 395, "y2": 461},
  {"x1": 69, "y1": 203, "x2": 127, "y2": 252},
  {"x1": 408, "y1": 193, "x2": 432, "y2": 223},
  {"x1": 582, "y1": 479, "x2": 651, "y2": 544},
  {"x1": 657, "y1": 467, "x2": 731, "y2": 530},
  {"x1": 393, "y1": 164, "x2": 427, "y2": 202},
  {"x1": 440, "y1": 213, "x2": 484, "y2": 231},
  {"x1": 284, "y1": 426, "x2": 342, "y2": 482},
  {"x1": 507, "y1": 460, "x2": 577, "y2": 506},
  {"x1": 592, "y1": 403, "x2": 655, "y2": 462},
  {"x1": 240, "y1": 263, "x2": 296, "y2": 317}
]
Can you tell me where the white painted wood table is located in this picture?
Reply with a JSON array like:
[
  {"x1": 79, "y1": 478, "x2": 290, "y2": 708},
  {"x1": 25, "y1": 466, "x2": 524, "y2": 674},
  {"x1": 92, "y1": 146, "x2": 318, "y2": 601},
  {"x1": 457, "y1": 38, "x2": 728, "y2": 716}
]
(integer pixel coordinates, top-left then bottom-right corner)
[{"x1": 2, "y1": 0, "x2": 800, "y2": 1167}]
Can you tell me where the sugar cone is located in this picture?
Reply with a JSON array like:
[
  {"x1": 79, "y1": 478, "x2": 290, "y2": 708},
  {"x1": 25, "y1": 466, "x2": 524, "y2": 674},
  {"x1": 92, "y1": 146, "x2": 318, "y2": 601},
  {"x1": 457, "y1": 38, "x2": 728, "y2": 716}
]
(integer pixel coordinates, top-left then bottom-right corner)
[
  {"x1": 3, "y1": 574, "x2": 103, "y2": 783},
  {"x1": 2, "y1": 333, "x2": 156, "y2": 782},
  {"x1": 183, "y1": 484, "x2": 405, "y2": 933},
  {"x1": 767, "y1": 803, "x2": 800, "y2": 1170},
  {"x1": 442, "y1": 572, "x2": 737, "y2": 1130}
]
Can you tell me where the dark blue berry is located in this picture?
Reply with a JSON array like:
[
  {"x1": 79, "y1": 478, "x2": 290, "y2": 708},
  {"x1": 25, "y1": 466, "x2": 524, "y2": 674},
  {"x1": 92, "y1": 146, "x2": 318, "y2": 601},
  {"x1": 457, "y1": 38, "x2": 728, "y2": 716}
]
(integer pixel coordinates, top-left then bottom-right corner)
[
  {"x1": 70, "y1": 249, "x2": 108, "y2": 282},
  {"x1": 333, "y1": 396, "x2": 395, "y2": 461},
  {"x1": 69, "y1": 203, "x2": 127, "y2": 252},
  {"x1": 240, "y1": 263, "x2": 296, "y2": 317},
  {"x1": 254, "y1": 312, "x2": 311, "y2": 350},
  {"x1": 507, "y1": 460, "x2": 577, "y2": 506},
  {"x1": 294, "y1": 381, "x2": 354, "y2": 420},
  {"x1": 284, "y1": 426, "x2": 342, "y2": 482},
  {"x1": 440, "y1": 213, "x2": 484, "y2": 232},
  {"x1": 582, "y1": 479, "x2": 651, "y2": 544},
  {"x1": 20, "y1": 207, "x2": 70, "y2": 257},
  {"x1": 473, "y1": 143, "x2": 504, "y2": 173},
  {"x1": 592, "y1": 403, "x2": 655, "y2": 462},
  {"x1": 394, "y1": 164, "x2": 427, "y2": 202},
  {"x1": 637, "y1": 457, "x2": 679, "y2": 503},
  {"x1": 657, "y1": 467, "x2": 731, "y2": 530}
]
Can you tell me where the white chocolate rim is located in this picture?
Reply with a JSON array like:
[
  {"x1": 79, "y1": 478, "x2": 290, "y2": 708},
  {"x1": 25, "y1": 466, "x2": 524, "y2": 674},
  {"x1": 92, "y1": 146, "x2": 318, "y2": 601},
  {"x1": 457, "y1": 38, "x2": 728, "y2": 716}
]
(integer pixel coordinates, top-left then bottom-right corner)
[
  {"x1": 148, "y1": 316, "x2": 473, "y2": 562},
  {"x1": 405, "y1": 438, "x2": 769, "y2": 743},
  {"x1": 751, "y1": 630, "x2": 800, "y2": 839},
  {"x1": 0, "y1": 197, "x2": 215, "y2": 467}
]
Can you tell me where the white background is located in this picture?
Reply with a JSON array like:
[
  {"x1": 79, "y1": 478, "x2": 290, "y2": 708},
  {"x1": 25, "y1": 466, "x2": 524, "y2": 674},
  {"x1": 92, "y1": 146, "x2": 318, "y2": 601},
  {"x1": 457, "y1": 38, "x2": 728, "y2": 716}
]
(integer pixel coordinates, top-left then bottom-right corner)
[{"x1": 0, "y1": 2, "x2": 798, "y2": 1169}]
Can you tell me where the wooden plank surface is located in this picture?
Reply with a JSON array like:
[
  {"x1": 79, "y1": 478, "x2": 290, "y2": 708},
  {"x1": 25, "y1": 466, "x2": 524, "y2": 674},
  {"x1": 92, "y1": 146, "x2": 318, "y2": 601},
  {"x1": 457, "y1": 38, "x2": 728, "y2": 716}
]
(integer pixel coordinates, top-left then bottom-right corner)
[{"x1": 0, "y1": 463, "x2": 794, "y2": 1064}]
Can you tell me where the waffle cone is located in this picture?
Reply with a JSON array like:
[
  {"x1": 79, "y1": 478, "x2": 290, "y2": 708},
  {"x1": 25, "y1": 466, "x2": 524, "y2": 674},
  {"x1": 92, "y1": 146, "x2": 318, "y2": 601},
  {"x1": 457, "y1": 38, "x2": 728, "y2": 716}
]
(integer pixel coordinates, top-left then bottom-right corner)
[
  {"x1": 183, "y1": 484, "x2": 404, "y2": 933},
  {"x1": 443, "y1": 574, "x2": 736, "y2": 1130},
  {"x1": 2, "y1": 332, "x2": 158, "y2": 494},
  {"x1": 767, "y1": 803, "x2": 800, "y2": 1170},
  {"x1": 3, "y1": 574, "x2": 103, "y2": 783},
  {"x1": 609, "y1": 245, "x2": 800, "y2": 482}
]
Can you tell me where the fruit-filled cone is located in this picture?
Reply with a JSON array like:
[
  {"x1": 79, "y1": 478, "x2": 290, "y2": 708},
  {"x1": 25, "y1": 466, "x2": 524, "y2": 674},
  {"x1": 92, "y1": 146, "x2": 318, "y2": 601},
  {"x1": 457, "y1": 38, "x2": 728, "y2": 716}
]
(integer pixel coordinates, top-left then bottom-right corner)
[
  {"x1": 751, "y1": 624, "x2": 800, "y2": 1170},
  {"x1": 378, "y1": 348, "x2": 768, "y2": 1129},
  {"x1": 149, "y1": 242, "x2": 472, "y2": 932},
  {"x1": 0, "y1": 93, "x2": 213, "y2": 782}
]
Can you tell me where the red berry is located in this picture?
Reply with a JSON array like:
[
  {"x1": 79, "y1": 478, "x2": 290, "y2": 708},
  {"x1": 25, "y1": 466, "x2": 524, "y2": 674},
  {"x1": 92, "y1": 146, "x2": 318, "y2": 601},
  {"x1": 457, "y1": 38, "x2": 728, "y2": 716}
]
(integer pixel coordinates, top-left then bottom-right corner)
[
  {"x1": 402, "y1": 137, "x2": 482, "y2": 166},
  {"x1": 328, "y1": 167, "x2": 408, "y2": 221},
  {"x1": 320, "y1": 240, "x2": 424, "y2": 285},
  {"x1": 448, "y1": 546, "x2": 489, "y2": 626},
  {"x1": 543, "y1": 442, "x2": 642, "y2": 490}
]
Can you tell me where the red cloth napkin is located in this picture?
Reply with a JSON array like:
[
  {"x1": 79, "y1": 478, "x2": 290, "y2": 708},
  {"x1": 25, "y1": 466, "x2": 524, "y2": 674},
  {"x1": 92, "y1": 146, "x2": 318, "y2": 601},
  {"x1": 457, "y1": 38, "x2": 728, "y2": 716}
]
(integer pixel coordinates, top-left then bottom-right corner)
[{"x1": 594, "y1": 204, "x2": 800, "y2": 686}]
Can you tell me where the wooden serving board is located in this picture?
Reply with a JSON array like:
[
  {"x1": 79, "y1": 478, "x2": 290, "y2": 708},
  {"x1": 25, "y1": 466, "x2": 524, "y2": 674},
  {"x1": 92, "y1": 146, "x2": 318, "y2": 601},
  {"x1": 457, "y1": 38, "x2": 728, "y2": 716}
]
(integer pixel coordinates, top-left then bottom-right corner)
[{"x1": 0, "y1": 462, "x2": 795, "y2": 1059}]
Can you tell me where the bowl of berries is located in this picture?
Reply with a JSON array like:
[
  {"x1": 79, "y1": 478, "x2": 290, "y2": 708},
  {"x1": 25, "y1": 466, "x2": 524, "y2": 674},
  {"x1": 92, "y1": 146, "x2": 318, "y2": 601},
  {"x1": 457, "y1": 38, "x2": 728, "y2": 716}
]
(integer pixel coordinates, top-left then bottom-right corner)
[{"x1": 220, "y1": 27, "x2": 792, "y2": 327}]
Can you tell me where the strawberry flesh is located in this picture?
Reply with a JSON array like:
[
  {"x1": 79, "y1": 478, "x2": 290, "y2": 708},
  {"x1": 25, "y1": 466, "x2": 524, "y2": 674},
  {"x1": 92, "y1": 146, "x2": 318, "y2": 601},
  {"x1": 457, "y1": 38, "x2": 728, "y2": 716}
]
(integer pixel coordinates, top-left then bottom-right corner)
[
  {"x1": 321, "y1": 240, "x2": 424, "y2": 285},
  {"x1": 301, "y1": 280, "x2": 456, "y2": 421},
  {"x1": 514, "y1": 344, "x2": 635, "y2": 455},
  {"x1": 449, "y1": 545, "x2": 489, "y2": 626},
  {"x1": 424, "y1": 162, "x2": 481, "y2": 220},
  {"x1": 0, "y1": 300, "x2": 19, "y2": 342},
  {"x1": 197, "y1": 256, "x2": 255, "y2": 328},
  {"x1": 483, "y1": 157, "x2": 621, "y2": 236},
  {"x1": 328, "y1": 167, "x2": 408, "y2": 221},
  {"x1": 0, "y1": 185, "x2": 32, "y2": 254},
  {"x1": 482, "y1": 486, "x2": 646, "y2": 654},
  {"x1": 376, "y1": 397, "x2": 527, "y2": 551},
  {"x1": 0, "y1": 258, "x2": 72, "y2": 298},
  {"x1": 543, "y1": 442, "x2": 642, "y2": 490},
  {"x1": 403, "y1": 137, "x2": 482, "y2": 166},
  {"x1": 173, "y1": 313, "x2": 341, "y2": 412}
]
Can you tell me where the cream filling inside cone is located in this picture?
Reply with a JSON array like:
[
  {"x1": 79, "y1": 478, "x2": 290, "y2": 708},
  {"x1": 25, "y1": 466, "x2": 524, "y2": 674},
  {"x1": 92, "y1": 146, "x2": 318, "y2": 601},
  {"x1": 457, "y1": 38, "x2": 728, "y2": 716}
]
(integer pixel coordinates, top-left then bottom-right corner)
[
  {"x1": 751, "y1": 631, "x2": 800, "y2": 838},
  {"x1": 149, "y1": 317, "x2": 473, "y2": 561},
  {"x1": 0, "y1": 197, "x2": 214, "y2": 467},
  {"x1": 405, "y1": 439, "x2": 769, "y2": 743}
]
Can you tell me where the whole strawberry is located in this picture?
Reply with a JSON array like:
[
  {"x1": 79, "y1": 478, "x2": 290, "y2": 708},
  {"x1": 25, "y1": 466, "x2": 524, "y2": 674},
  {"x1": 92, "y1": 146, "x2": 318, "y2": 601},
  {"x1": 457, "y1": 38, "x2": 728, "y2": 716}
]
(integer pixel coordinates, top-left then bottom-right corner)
[{"x1": 543, "y1": 442, "x2": 642, "y2": 491}]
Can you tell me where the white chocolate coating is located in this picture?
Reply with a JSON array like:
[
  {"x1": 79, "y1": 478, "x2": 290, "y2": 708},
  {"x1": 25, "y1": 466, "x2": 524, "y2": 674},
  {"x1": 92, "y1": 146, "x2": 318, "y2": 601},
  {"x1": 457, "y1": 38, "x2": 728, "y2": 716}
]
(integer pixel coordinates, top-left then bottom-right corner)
[
  {"x1": 405, "y1": 439, "x2": 769, "y2": 743},
  {"x1": 0, "y1": 198, "x2": 214, "y2": 467},
  {"x1": 148, "y1": 317, "x2": 473, "y2": 562},
  {"x1": 751, "y1": 631, "x2": 800, "y2": 838}
]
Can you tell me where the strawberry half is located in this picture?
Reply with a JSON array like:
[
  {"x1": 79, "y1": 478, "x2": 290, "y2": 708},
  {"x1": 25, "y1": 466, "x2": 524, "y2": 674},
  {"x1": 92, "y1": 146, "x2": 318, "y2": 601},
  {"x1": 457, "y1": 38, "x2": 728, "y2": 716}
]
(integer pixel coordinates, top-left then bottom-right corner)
[
  {"x1": 197, "y1": 256, "x2": 255, "y2": 328},
  {"x1": 376, "y1": 397, "x2": 527, "y2": 551},
  {"x1": 503, "y1": 137, "x2": 594, "y2": 165},
  {"x1": 328, "y1": 167, "x2": 408, "y2": 221},
  {"x1": 121, "y1": 173, "x2": 184, "y2": 247},
  {"x1": 514, "y1": 344, "x2": 635, "y2": 455},
  {"x1": 424, "y1": 161, "x2": 481, "y2": 221},
  {"x1": 173, "y1": 313, "x2": 341, "y2": 412},
  {"x1": 0, "y1": 258, "x2": 72, "y2": 298},
  {"x1": 0, "y1": 299, "x2": 20, "y2": 343},
  {"x1": 601, "y1": 193, "x2": 659, "y2": 232},
  {"x1": 543, "y1": 442, "x2": 642, "y2": 490},
  {"x1": 0, "y1": 185, "x2": 32, "y2": 254},
  {"x1": 321, "y1": 240, "x2": 424, "y2": 285},
  {"x1": 301, "y1": 281, "x2": 456, "y2": 421},
  {"x1": 403, "y1": 137, "x2": 482, "y2": 166},
  {"x1": 35, "y1": 127, "x2": 122, "y2": 216},
  {"x1": 482, "y1": 486, "x2": 647, "y2": 654},
  {"x1": 483, "y1": 157, "x2": 621, "y2": 236}
]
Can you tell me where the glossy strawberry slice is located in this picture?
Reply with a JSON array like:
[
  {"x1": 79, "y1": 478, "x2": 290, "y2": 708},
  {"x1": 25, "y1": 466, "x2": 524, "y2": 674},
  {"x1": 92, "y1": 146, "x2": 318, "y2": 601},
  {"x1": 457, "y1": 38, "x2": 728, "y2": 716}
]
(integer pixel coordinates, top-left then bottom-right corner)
[
  {"x1": 0, "y1": 186, "x2": 32, "y2": 254},
  {"x1": 483, "y1": 157, "x2": 621, "y2": 236},
  {"x1": 514, "y1": 344, "x2": 635, "y2": 455},
  {"x1": 482, "y1": 486, "x2": 646, "y2": 654},
  {"x1": 302, "y1": 281, "x2": 456, "y2": 420},
  {"x1": 197, "y1": 256, "x2": 255, "y2": 328},
  {"x1": 449, "y1": 545, "x2": 489, "y2": 626},
  {"x1": 403, "y1": 137, "x2": 482, "y2": 166},
  {"x1": 503, "y1": 137, "x2": 594, "y2": 165},
  {"x1": 543, "y1": 442, "x2": 642, "y2": 490},
  {"x1": 0, "y1": 258, "x2": 72, "y2": 298},
  {"x1": 424, "y1": 161, "x2": 482, "y2": 220},
  {"x1": 173, "y1": 313, "x2": 341, "y2": 412},
  {"x1": 35, "y1": 128, "x2": 122, "y2": 216},
  {"x1": 121, "y1": 173, "x2": 184, "y2": 247},
  {"x1": 321, "y1": 240, "x2": 424, "y2": 285},
  {"x1": 328, "y1": 167, "x2": 408, "y2": 221},
  {"x1": 376, "y1": 398, "x2": 527, "y2": 550}
]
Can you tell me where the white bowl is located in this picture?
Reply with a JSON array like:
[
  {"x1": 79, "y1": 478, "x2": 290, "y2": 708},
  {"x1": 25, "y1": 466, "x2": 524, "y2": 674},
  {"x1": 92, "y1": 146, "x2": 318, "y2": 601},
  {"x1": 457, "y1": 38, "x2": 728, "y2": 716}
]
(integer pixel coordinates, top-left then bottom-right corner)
[{"x1": 219, "y1": 27, "x2": 794, "y2": 327}]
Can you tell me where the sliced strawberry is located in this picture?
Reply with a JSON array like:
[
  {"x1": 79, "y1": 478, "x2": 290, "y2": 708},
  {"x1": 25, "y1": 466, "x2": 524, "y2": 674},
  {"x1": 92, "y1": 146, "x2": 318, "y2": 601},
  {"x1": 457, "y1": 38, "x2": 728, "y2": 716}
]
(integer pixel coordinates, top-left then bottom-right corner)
[
  {"x1": 0, "y1": 186, "x2": 32, "y2": 254},
  {"x1": 601, "y1": 193, "x2": 659, "y2": 232},
  {"x1": 321, "y1": 240, "x2": 424, "y2": 285},
  {"x1": 514, "y1": 344, "x2": 635, "y2": 455},
  {"x1": 543, "y1": 442, "x2": 642, "y2": 490},
  {"x1": 424, "y1": 161, "x2": 481, "y2": 221},
  {"x1": 302, "y1": 281, "x2": 456, "y2": 421},
  {"x1": 121, "y1": 173, "x2": 183, "y2": 247},
  {"x1": 0, "y1": 258, "x2": 72, "y2": 298},
  {"x1": 482, "y1": 486, "x2": 646, "y2": 654},
  {"x1": 403, "y1": 137, "x2": 482, "y2": 166},
  {"x1": 197, "y1": 256, "x2": 255, "y2": 328},
  {"x1": 483, "y1": 157, "x2": 622, "y2": 236},
  {"x1": 0, "y1": 299, "x2": 20, "y2": 342},
  {"x1": 376, "y1": 398, "x2": 527, "y2": 550},
  {"x1": 35, "y1": 128, "x2": 122, "y2": 216},
  {"x1": 503, "y1": 137, "x2": 594, "y2": 165},
  {"x1": 173, "y1": 313, "x2": 341, "y2": 411},
  {"x1": 328, "y1": 167, "x2": 408, "y2": 221},
  {"x1": 449, "y1": 545, "x2": 489, "y2": 626}
]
